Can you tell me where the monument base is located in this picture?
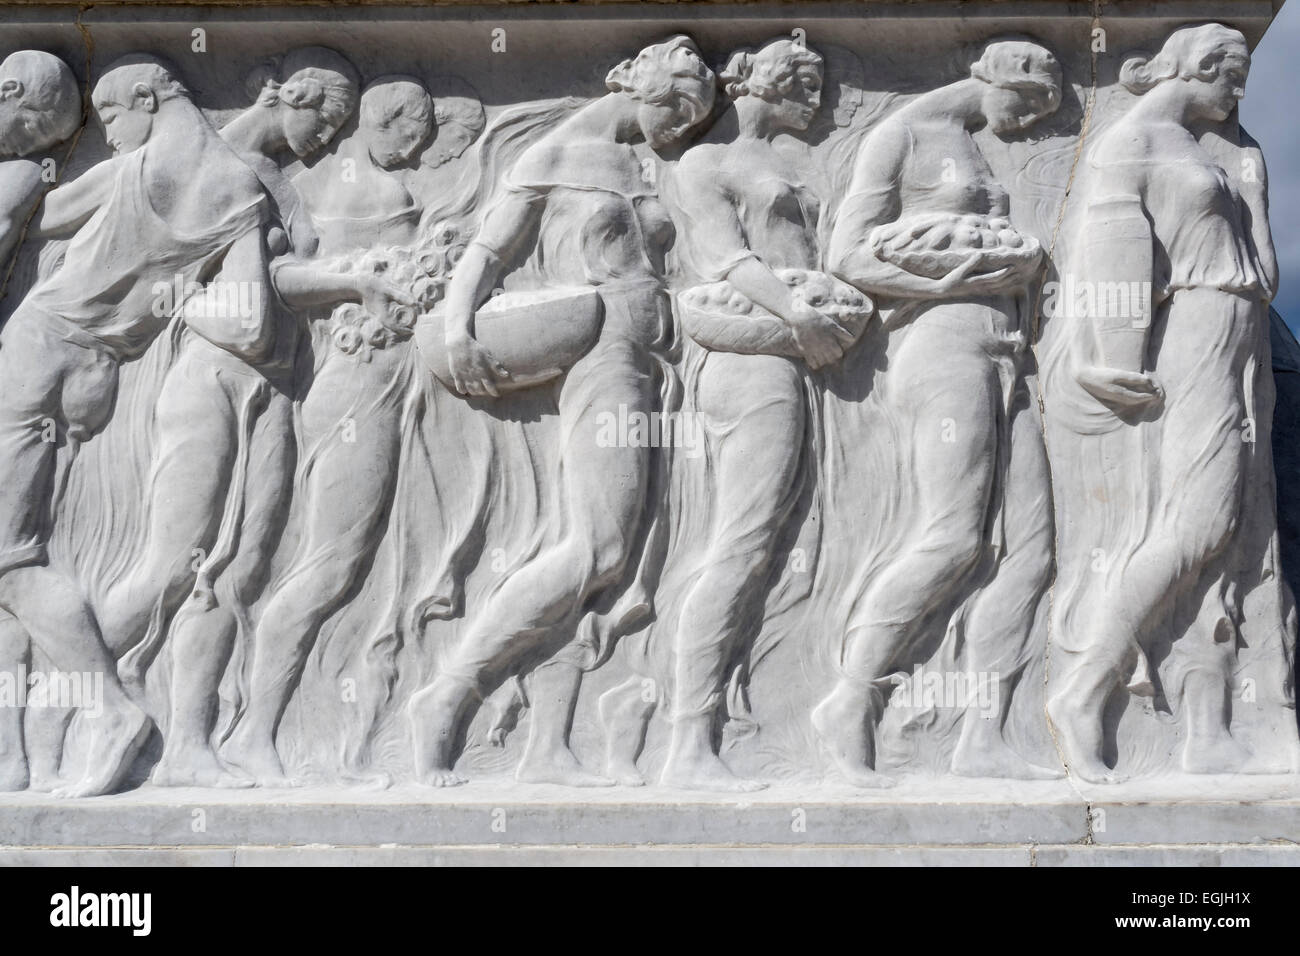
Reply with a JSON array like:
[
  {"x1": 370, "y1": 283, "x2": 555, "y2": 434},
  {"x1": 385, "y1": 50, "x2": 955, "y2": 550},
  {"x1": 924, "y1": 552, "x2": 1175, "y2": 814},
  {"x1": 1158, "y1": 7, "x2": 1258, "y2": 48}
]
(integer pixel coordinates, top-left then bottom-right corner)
[{"x1": 3, "y1": 776, "x2": 1296, "y2": 866}]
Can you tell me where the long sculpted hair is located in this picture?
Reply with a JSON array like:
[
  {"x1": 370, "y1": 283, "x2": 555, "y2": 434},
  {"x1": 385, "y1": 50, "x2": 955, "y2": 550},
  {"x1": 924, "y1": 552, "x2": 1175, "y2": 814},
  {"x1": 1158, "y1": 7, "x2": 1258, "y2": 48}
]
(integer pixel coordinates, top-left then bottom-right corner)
[
  {"x1": 1119, "y1": 22, "x2": 1248, "y2": 95},
  {"x1": 719, "y1": 38, "x2": 823, "y2": 103},
  {"x1": 970, "y1": 37, "x2": 1063, "y2": 108},
  {"x1": 605, "y1": 34, "x2": 716, "y2": 125},
  {"x1": 245, "y1": 45, "x2": 360, "y2": 131}
]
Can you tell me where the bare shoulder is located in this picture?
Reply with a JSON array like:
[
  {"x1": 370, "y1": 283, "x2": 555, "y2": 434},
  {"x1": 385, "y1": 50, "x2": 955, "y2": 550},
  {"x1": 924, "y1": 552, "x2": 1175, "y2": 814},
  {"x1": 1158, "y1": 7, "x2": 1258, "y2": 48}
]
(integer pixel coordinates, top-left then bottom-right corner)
[
  {"x1": 0, "y1": 159, "x2": 45, "y2": 211},
  {"x1": 1095, "y1": 119, "x2": 1158, "y2": 162},
  {"x1": 198, "y1": 147, "x2": 267, "y2": 207},
  {"x1": 848, "y1": 116, "x2": 910, "y2": 180},
  {"x1": 851, "y1": 117, "x2": 911, "y2": 168},
  {"x1": 511, "y1": 138, "x2": 570, "y2": 186},
  {"x1": 677, "y1": 141, "x2": 728, "y2": 175}
]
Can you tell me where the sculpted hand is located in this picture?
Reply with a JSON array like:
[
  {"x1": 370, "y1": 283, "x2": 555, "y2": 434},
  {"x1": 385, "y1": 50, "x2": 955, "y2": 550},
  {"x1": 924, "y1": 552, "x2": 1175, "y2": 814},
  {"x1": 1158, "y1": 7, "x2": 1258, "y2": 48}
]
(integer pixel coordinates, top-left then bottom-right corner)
[
  {"x1": 359, "y1": 275, "x2": 416, "y2": 319},
  {"x1": 933, "y1": 252, "x2": 1017, "y2": 297},
  {"x1": 1076, "y1": 365, "x2": 1164, "y2": 411},
  {"x1": 446, "y1": 332, "x2": 511, "y2": 398},
  {"x1": 788, "y1": 298, "x2": 850, "y2": 370}
]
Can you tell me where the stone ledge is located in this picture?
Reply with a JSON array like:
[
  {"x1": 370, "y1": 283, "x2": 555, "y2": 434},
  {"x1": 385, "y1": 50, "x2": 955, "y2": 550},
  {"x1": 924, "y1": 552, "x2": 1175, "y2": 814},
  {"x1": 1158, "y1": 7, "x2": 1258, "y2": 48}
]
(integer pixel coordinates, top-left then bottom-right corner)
[
  {"x1": 1, "y1": 776, "x2": 1296, "y2": 850},
  {"x1": 2, "y1": 843, "x2": 1298, "y2": 865}
]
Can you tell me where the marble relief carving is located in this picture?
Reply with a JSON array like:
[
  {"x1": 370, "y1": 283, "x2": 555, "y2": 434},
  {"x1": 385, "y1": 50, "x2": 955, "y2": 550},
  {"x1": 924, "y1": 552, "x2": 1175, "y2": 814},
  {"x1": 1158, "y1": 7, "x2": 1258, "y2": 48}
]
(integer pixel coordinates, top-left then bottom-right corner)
[{"x1": 0, "y1": 18, "x2": 1295, "y2": 798}]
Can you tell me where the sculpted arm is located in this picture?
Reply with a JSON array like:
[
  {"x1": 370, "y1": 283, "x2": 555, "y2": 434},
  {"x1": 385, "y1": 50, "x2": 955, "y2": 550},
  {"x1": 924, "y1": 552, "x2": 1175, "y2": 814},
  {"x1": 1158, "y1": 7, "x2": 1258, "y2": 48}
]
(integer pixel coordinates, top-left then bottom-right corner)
[
  {"x1": 443, "y1": 185, "x2": 544, "y2": 342},
  {"x1": 28, "y1": 158, "x2": 119, "y2": 240},
  {"x1": 438, "y1": 184, "x2": 545, "y2": 397},
  {"x1": 0, "y1": 161, "x2": 43, "y2": 264},
  {"x1": 1236, "y1": 130, "x2": 1279, "y2": 299},
  {"x1": 181, "y1": 224, "x2": 275, "y2": 362},
  {"x1": 271, "y1": 259, "x2": 413, "y2": 316},
  {"x1": 1073, "y1": 154, "x2": 1164, "y2": 409},
  {"x1": 1079, "y1": 158, "x2": 1152, "y2": 372},
  {"x1": 829, "y1": 122, "x2": 991, "y2": 298},
  {"x1": 673, "y1": 161, "x2": 791, "y2": 315},
  {"x1": 672, "y1": 157, "x2": 849, "y2": 368}
]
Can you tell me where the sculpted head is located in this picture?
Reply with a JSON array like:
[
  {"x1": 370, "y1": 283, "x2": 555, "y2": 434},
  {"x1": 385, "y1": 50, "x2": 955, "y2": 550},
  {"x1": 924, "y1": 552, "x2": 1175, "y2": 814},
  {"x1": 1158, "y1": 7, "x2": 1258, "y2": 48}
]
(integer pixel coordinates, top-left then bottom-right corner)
[
  {"x1": 970, "y1": 38, "x2": 1062, "y2": 136},
  {"x1": 359, "y1": 76, "x2": 433, "y2": 169},
  {"x1": 249, "y1": 46, "x2": 359, "y2": 158},
  {"x1": 93, "y1": 55, "x2": 190, "y2": 155},
  {"x1": 424, "y1": 79, "x2": 485, "y2": 168},
  {"x1": 606, "y1": 35, "x2": 717, "y2": 150},
  {"x1": 721, "y1": 39, "x2": 824, "y2": 133},
  {"x1": 1120, "y1": 23, "x2": 1249, "y2": 122},
  {"x1": 0, "y1": 51, "x2": 81, "y2": 158}
]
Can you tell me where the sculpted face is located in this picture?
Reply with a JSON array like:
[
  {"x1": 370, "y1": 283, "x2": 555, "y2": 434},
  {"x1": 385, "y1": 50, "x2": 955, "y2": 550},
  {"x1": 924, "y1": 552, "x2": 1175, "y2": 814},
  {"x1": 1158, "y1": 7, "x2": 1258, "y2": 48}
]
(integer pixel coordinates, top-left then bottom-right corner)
[
  {"x1": 94, "y1": 94, "x2": 155, "y2": 155},
  {"x1": 770, "y1": 62, "x2": 823, "y2": 133},
  {"x1": 367, "y1": 111, "x2": 432, "y2": 168},
  {"x1": 982, "y1": 81, "x2": 1059, "y2": 136},
  {"x1": 423, "y1": 123, "x2": 472, "y2": 167},
  {"x1": 1197, "y1": 47, "x2": 1250, "y2": 122},
  {"x1": 282, "y1": 103, "x2": 341, "y2": 158},
  {"x1": 0, "y1": 96, "x2": 42, "y2": 157},
  {"x1": 637, "y1": 93, "x2": 706, "y2": 150}
]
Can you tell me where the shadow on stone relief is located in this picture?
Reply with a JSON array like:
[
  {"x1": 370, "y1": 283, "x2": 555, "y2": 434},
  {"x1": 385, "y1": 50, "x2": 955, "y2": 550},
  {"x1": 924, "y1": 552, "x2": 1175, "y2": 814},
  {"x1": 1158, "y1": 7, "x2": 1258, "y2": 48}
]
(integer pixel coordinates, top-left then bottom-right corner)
[{"x1": 0, "y1": 16, "x2": 1295, "y2": 798}]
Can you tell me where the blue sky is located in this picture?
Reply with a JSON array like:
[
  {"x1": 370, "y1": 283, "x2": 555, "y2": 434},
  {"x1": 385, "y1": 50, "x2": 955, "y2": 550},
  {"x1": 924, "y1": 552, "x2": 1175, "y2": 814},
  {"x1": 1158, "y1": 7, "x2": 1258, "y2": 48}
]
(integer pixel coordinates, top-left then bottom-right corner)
[{"x1": 1242, "y1": 2, "x2": 1300, "y2": 330}]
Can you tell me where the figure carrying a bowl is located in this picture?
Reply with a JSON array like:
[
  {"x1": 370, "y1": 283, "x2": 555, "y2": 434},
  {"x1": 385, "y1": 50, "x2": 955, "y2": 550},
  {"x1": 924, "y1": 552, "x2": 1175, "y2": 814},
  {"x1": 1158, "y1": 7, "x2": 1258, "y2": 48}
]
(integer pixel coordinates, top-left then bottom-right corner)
[
  {"x1": 406, "y1": 36, "x2": 717, "y2": 787},
  {"x1": 824, "y1": 37, "x2": 1064, "y2": 785}
]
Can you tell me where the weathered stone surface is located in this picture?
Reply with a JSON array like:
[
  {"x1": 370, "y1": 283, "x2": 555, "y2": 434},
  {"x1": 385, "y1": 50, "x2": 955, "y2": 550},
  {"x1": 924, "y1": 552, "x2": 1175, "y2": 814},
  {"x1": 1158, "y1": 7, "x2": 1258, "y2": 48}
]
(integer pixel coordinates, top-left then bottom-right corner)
[{"x1": 0, "y1": 0, "x2": 1295, "y2": 863}]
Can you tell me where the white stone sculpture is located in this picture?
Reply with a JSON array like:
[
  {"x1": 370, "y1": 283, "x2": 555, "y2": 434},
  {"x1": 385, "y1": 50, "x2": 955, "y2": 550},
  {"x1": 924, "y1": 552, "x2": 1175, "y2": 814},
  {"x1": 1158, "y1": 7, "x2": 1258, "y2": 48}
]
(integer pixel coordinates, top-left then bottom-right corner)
[
  {"x1": 629, "y1": 39, "x2": 866, "y2": 791},
  {"x1": 822, "y1": 38, "x2": 1064, "y2": 785},
  {"x1": 0, "y1": 50, "x2": 81, "y2": 793},
  {"x1": 0, "y1": 12, "x2": 1291, "y2": 822},
  {"x1": 1039, "y1": 22, "x2": 1300, "y2": 782},
  {"x1": 0, "y1": 53, "x2": 269, "y2": 796},
  {"x1": 406, "y1": 35, "x2": 717, "y2": 787}
]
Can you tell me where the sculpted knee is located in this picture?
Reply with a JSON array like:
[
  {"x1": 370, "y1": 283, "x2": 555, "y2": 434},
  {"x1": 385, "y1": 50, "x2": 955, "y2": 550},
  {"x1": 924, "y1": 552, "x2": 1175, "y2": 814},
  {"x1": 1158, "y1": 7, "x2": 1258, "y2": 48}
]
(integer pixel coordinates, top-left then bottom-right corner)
[
  {"x1": 940, "y1": 523, "x2": 987, "y2": 582},
  {"x1": 589, "y1": 529, "x2": 637, "y2": 586},
  {"x1": 1206, "y1": 509, "x2": 1240, "y2": 559}
]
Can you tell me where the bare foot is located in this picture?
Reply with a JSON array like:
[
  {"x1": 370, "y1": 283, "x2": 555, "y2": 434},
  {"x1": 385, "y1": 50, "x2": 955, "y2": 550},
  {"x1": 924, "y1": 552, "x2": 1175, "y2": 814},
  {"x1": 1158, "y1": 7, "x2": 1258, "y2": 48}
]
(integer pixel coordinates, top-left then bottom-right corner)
[
  {"x1": 152, "y1": 745, "x2": 253, "y2": 789},
  {"x1": 606, "y1": 760, "x2": 646, "y2": 787},
  {"x1": 833, "y1": 762, "x2": 897, "y2": 789},
  {"x1": 1241, "y1": 739, "x2": 1300, "y2": 774},
  {"x1": 418, "y1": 767, "x2": 467, "y2": 788},
  {"x1": 516, "y1": 746, "x2": 614, "y2": 787},
  {"x1": 952, "y1": 735, "x2": 1065, "y2": 780},
  {"x1": 0, "y1": 716, "x2": 27, "y2": 790},
  {"x1": 223, "y1": 723, "x2": 293, "y2": 787},
  {"x1": 1046, "y1": 694, "x2": 1122, "y2": 784},
  {"x1": 408, "y1": 678, "x2": 472, "y2": 788},
  {"x1": 812, "y1": 684, "x2": 895, "y2": 789},
  {"x1": 52, "y1": 703, "x2": 151, "y2": 799},
  {"x1": 1182, "y1": 734, "x2": 1252, "y2": 775},
  {"x1": 1069, "y1": 761, "x2": 1128, "y2": 785},
  {"x1": 598, "y1": 677, "x2": 654, "y2": 789},
  {"x1": 0, "y1": 755, "x2": 28, "y2": 791},
  {"x1": 26, "y1": 767, "x2": 60, "y2": 792},
  {"x1": 660, "y1": 750, "x2": 767, "y2": 792}
]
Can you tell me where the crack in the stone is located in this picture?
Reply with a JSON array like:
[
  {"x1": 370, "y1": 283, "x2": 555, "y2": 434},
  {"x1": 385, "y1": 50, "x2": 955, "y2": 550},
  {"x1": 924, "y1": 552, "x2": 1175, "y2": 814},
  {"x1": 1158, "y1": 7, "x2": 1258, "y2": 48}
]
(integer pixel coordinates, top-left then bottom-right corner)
[{"x1": 1035, "y1": 0, "x2": 1104, "y2": 811}]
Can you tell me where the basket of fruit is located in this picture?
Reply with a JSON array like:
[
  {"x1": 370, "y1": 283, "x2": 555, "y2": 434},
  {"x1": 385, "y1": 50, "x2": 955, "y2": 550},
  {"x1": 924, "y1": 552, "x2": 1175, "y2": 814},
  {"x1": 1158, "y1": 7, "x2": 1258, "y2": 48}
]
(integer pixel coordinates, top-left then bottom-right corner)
[
  {"x1": 678, "y1": 268, "x2": 873, "y2": 357},
  {"x1": 867, "y1": 212, "x2": 1042, "y2": 280}
]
